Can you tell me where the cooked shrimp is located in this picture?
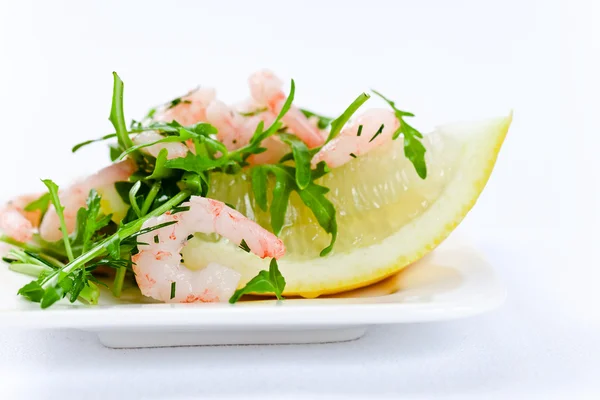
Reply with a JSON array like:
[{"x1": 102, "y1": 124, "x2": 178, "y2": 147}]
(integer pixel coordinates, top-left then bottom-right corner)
[
  {"x1": 311, "y1": 109, "x2": 400, "y2": 169},
  {"x1": 39, "y1": 159, "x2": 136, "y2": 242},
  {"x1": 249, "y1": 70, "x2": 326, "y2": 148},
  {"x1": 155, "y1": 87, "x2": 216, "y2": 126},
  {"x1": 133, "y1": 131, "x2": 189, "y2": 160},
  {"x1": 205, "y1": 99, "x2": 288, "y2": 165},
  {"x1": 0, "y1": 193, "x2": 44, "y2": 242},
  {"x1": 205, "y1": 100, "x2": 248, "y2": 150},
  {"x1": 133, "y1": 196, "x2": 285, "y2": 303}
]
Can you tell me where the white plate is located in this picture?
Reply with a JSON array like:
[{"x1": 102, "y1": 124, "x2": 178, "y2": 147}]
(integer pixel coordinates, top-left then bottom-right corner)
[{"x1": 0, "y1": 236, "x2": 505, "y2": 348}]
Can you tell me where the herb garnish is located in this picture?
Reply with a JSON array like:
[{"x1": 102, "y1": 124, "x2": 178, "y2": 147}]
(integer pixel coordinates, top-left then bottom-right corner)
[{"x1": 372, "y1": 90, "x2": 427, "y2": 179}]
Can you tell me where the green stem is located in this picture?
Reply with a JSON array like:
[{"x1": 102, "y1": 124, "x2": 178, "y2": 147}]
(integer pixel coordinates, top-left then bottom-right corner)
[
  {"x1": 110, "y1": 72, "x2": 142, "y2": 163},
  {"x1": 40, "y1": 190, "x2": 191, "y2": 290},
  {"x1": 9, "y1": 263, "x2": 52, "y2": 277},
  {"x1": 112, "y1": 265, "x2": 127, "y2": 298},
  {"x1": 140, "y1": 181, "x2": 161, "y2": 216},
  {"x1": 0, "y1": 235, "x2": 45, "y2": 253},
  {"x1": 80, "y1": 281, "x2": 100, "y2": 305}
]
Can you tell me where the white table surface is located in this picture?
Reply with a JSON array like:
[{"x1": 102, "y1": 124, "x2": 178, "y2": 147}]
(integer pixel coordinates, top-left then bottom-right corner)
[{"x1": 1, "y1": 0, "x2": 598, "y2": 398}]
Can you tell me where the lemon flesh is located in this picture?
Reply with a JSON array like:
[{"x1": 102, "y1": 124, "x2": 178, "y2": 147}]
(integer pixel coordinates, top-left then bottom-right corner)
[{"x1": 183, "y1": 114, "x2": 512, "y2": 297}]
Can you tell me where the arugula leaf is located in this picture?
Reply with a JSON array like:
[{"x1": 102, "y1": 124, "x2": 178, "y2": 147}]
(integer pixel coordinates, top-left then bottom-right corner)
[
  {"x1": 24, "y1": 193, "x2": 50, "y2": 214},
  {"x1": 110, "y1": 72, "x2": 140, "y2": 162},
  {"x1": 72, "y1": 133, "x2": 118, "y2": 153},
  {"x1": 164, "y1": 151, "x2": 227, "y2": 174},
  {"x1": 371, "y1": 89, "x2": 427, "y2": 179},
  {"x1": 255, "y1": 165, "x2": 337, "y2": 254},
  {"x1": 251, "y1": 166, "x2": 268, "y2": 211},
  {"x1": 279, "y1": 133, "x2": 311, "y2": 190},
  {"x1": 297, "y1": 182, "x2": 337, "y2": 256},
  {"x1": 41, "y1": 179, "x2": 74, "y2": 262},
  {"x1": 326, "y1": 93, "x2": 370, "y2": 143},
  {"x1": 249, "y1": 80, "x2": 295, "y2": 145},
  {"x1": 118, "y1": 135, "x2": 186, "y2": 160},
  {"x1": 268, "y1": 167, "x2": 294, "y2": 235},
  {"x1": 300, "y1": 108, "x2": 333, "y2": 129},
  {"x1": 109, "y1": 145, "x2": 122, "y2": 161},
  {"x1": 128, "y1": 181, "x2": 143, "y2": 218},
  {"x1": 17, "y1": 281, "x2": 45, "y2": 302},
  {"x1": 78, "y1": 189, "x2": 108, "y2": 254},
  {"x1": 229, "y1": 259, "x2": 285, "y2": 303},
  {"x1": 145, "y1": 148, "x2": 173, "y2": 180},
  {"x1": 178, "y1": 171, "x2": 209, "y2": 197}
]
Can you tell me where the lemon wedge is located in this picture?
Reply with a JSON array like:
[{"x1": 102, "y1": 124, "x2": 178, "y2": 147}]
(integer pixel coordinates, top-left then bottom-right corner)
[{"x1": 183, "y1": 113, "x2": 512, "y2": 297}]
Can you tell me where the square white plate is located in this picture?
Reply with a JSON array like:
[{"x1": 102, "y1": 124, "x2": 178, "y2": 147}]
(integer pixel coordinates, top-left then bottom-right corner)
[{"x1": 0, "y1": 236, "x2": 505, "y2": 348}]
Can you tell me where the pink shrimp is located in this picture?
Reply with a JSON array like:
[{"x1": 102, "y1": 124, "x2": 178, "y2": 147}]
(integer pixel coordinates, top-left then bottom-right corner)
[
  {"x1": 133, "y1": 196, "x2": 285, "y2": 303},
  {"x1": 248, "y1": 70, "x2": 326, "y2": 148},
  {"x1": 205, "y1": 100, "x2": 249, "y2": 150},
  {"x1": 132, "y1": 131, "x2": 189, "y2": 160},
  {"x1": 39, "y1": 159, "x2": 136, "y2": 242},
  {"x1": 155, "y1": 87, "x2": 216, "y2": 126},
  {"x1": 205, "y1": 99, "x2": 289, "y2": 164},
  {"x1": 0, "y1": 193, "x2": 44, "y2": 243},
  {"x1": 311, "y1": 109, "x2": 400, "y2": 169}
]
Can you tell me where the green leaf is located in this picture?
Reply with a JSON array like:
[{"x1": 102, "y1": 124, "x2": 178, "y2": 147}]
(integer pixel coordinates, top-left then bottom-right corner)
[
  {"x1": 82, "y1": 189, "x2": 104, "y2": 253},
  {"x1": 114, "y1": 181, "x2": 134, "y2": 205},
  {"x1": 300, "y1": 108, "x2": 333, "y2": 129},
  {"x1": 109, "y1": 72, "x2": 139, "y2": 162},
  {"x1": 279, "y1": 133, "x2": 311, "y2": 190},
  {"x1": 251, "y1": 166, "x2": 268, "y2": 211},
  {"x1": 109, "y1": 145, "x2": 122, "y2": 162},
  {"x1": 165, "y1": 151, "x2": 227, "y2": 174},
  {"x1": 250, "y1": 80, "x2": 295, "y2": 145},
  {"x1": 371, "y1": 89, "x2": 415, "y2": 117},
  {"x1": 41, "y1": 179, "x2": 75, "y2": 262},
  {"x1": 403, "y1": 132, "x2": 427, "y2": 179},
  {"x1": 145, "y1": 148, "x2": 173, "y2": 180},
  {"x1": 128, "y1": 180, "x2": 143, "y2": 218},
  {"x1": 297, "y1": 182, "x2": 337, "y2": 256},
  {"x1": 178, "y1": 171, "x2": 209, "y2": 196},
  {"x1": 268, "y1": 167, "x2": 294, "y2": 235},
  {"x1": 72, "y1": 133, "x2": 118, "y2": 153},
  {"x1": 17, "y1": 281, "x2": 45, "y2": 302},
  {"x1": 40, "y1": 286, "x2": 63, "y2": 309},
  {"x1": 326, "y1": 93, "x2": 370, "y2": 143},
  {"x1": 24, "y1": 192, "x2": 50, "y2": 214},
  {"x1": 106, "y1": 237, "x2": 121, "y2": 259},
  {"x1": 118, "y1": 135, "x2": 186, "y2": 160},
  {"x1": 229, "y1": 258, "x2": 286, "y2": 303},
  {"x1": 268, "y1": 258, "x2": 285, "y2": 298},
  {"x1": 371, "y1": 89, "x2": 427, "y2": 179}
]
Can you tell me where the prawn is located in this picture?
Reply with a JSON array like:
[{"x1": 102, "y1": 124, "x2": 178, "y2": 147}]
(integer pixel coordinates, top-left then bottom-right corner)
[
  {"x1": 0, "y1": 193, "x2": 44, "y2": 243},
  {"x1": 205, "y1": 99, "x2": 288, "y2": 164},
  {"x1": 133, "y1": 131, "x2": 189, "y2": 160},
  {"x1": 39, "y1": 159, "x2": 136, "y2": 242},
  {"x1": 248, "y1": 70, "x2": 326, "y2": 148},
  {"x1": 133, "y1": 196, "x2": 285, "y2": 303},
  {"x1": 155, "y1": 87, "x2": 216, "y2": 126},
  {"x1": 311, "y1": 109, "x2": 400, "y2": 169}
]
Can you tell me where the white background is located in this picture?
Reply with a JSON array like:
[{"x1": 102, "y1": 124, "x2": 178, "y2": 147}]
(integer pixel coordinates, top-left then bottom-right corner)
[{"x1": 0, "y1": 0, "x2": 598, "y2": 398}]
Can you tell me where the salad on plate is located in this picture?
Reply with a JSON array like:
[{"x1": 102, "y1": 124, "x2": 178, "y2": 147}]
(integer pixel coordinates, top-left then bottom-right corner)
[{"x1": 0, "y1": 70, "x2": 511, "y2": 308}]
